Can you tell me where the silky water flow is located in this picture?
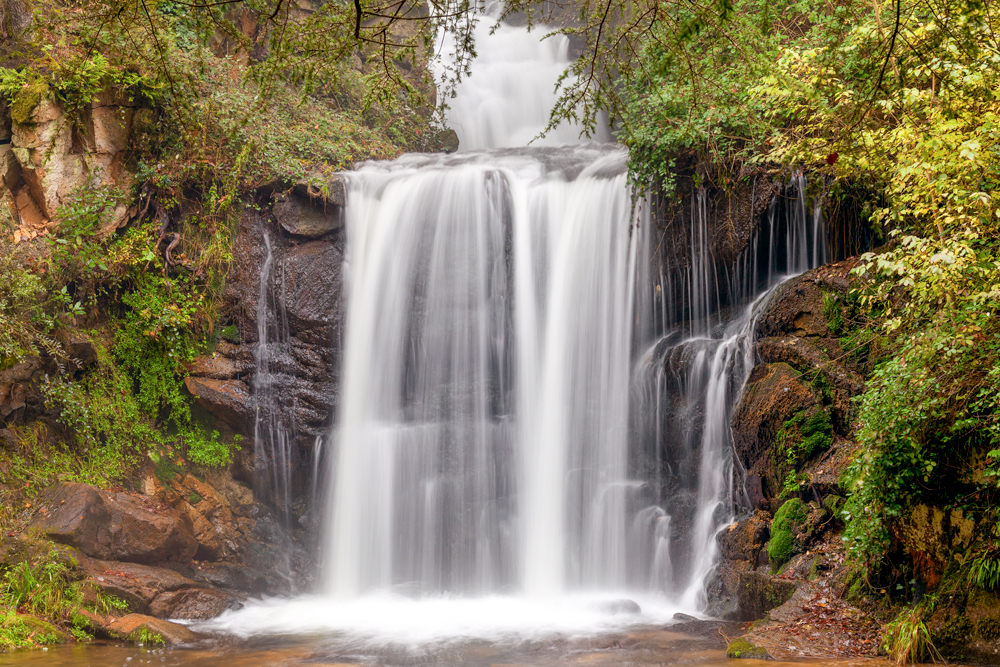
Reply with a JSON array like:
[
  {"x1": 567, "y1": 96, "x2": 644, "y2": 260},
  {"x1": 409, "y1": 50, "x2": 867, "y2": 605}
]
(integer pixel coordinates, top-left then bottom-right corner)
[{"x1": 199, "y1": 9, "x2": 830, "y2": 647}]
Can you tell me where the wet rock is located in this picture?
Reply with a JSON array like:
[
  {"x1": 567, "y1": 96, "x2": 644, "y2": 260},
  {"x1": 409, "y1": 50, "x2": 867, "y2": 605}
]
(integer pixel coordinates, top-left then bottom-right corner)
[
  {"x1": 186, "y1": 354, "x2": 250, "y2": 380},
  {"x1": 32, "y1": 482, "x2": 198, "y2": 563},
  {"x1": 718, "y1": 510, "x2": 771, "y2": 562},
  {"x1": 756, "y1": 275, "x2": 830, "y2": 339},
  {"x1": 672, "y1": 612, "x2": 699, "y2": 622},
  {"x1": 731, "y1": 362, "x2": 819, "y2": 494},
  {"x1": 148, "y1": 587, "x2": 242, "y2": 620},
  {"x1": 437, "y1": 128, "x2": 460, "y2": 153},
  {"x1": 104, "y1": 614, "x2": 200, "y2": 646},
  {"x1": 74, "y1": 553, "x2": 200, "y2": 613},
  {"x1": 274, "y1": 189, "x2": 343, "y2": 238},
  {"x1": 284, "y1": 240, "x2": 343, "y2": 344},
  {"x1": 184, "y1": 376, "x2": 254, "y2": 434},
  {"x1": 735, "y1": 572, "x2": 796, "y2": 621}
]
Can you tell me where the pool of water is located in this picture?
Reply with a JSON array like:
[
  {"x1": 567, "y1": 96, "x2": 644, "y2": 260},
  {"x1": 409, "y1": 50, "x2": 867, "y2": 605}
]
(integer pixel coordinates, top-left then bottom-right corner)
[{"x1": 0, "y1": 623, "x2": 894, "y2": 667}]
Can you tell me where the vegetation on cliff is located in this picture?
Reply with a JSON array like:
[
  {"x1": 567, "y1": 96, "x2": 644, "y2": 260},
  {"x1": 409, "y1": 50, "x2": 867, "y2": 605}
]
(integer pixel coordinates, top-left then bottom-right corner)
[
  {"x1": 0, "y1": 0, "x2": 447, "y2": 539},
  {"x1": 588, "y1": 0, "x2": 999, "y2": 658}
]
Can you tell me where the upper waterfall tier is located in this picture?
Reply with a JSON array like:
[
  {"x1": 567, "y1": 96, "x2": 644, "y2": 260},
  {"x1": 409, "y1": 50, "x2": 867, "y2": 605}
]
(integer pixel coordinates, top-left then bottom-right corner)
[{"x1": 435, "y1": 12, "x2": 606, "y2": 149}]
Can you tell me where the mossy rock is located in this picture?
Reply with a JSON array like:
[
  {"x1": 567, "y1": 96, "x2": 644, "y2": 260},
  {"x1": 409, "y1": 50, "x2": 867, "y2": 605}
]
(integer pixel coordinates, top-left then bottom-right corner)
[
  {"x1": 822, "y1": 494, "x2": 844, "y2": 517},
  {"x1": 727, "y1": 638, "x2": 771, "y2": 659},
  {"x1": 10, "y1": 80, "x2": 50, "y2": 125},
  {"x1": 976, "y1": 615, "x2": 1000, "y2": 641},
  {"x1": 736, "y1": 571, "x2": 796, "y2": 621},
  {"x1": 10, "y1": 614, "x2": 67, "y2": 645},
  {"x1": 768, "y1": 498, "x2": 809, "y2": 566}
]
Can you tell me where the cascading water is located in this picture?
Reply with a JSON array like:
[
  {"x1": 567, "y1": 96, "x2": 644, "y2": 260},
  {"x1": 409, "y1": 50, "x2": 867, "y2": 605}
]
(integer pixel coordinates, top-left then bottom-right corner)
[
  {"x1": 201, "y1": 7, "x2": 834, "y2": 646},
  {"x1": 627, "y1": 175, "x2": 829, "y2": 607},
  {"x1": 326, "y1": 144, "x2": 640, "y2": 598}
]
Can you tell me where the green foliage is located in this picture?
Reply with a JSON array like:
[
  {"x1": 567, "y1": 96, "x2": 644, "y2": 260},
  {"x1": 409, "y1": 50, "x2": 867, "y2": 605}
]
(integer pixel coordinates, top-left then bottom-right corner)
[
  {"x1": 185, "y1": 431, "x2": 241, "y2": 469},
  {"x1": 0, "y1": 547, "x2": 123, "y2": 649},
  {"x1": 774, "y1": 409, "x2": 833, "y2": 498},
  {"x1": 967, "y1": 550, "x2": 1000, "y2": 591},
  {"x1": 768, "y1": 498, "x2": 809, "y2": 567},
  {"x1": 129, "y1": 626, "x2": 164, "y2": 646},
  {"x1": 883, "y1": 603, "x2": 943, "y2": 664}
]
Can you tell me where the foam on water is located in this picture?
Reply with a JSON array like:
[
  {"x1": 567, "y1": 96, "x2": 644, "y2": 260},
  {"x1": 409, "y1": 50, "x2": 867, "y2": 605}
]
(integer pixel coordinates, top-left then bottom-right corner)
[{"x1": 195, "y1": 594, "x2": 689, "y2": 648}]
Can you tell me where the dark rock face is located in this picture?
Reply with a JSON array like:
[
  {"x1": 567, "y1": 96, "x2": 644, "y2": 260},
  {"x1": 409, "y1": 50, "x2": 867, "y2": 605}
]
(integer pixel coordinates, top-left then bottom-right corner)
[
  {"x1": 148, "y1": 587, "x2": 242, "y2": 620},
  {"x1": 33, "y1": 483, "x2": 198, "y2": 564},
  {"x1": 197, "y1": 209, "x2": 344, "y2": 447}
]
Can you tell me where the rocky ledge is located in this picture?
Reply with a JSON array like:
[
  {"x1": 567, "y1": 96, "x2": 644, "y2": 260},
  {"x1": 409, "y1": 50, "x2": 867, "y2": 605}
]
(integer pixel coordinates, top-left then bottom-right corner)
[{"x1": 3, "y1": 472, "x2": 294, "y2": 644}]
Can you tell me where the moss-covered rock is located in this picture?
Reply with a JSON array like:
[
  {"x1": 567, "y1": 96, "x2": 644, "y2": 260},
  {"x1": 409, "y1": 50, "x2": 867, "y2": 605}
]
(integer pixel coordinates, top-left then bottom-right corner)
[
  {"x1": 10, "y1": 80, "x2": 49, "y2": 125},
  {"x1": 768, "y1": 498, "x2": 809, "y2": 566},
  {"x1": 736, "y1": 571, "x2": 796, "y2": 621},
  {"x1": 726, "y1": 638, "x2": 771, "y2": 659}
]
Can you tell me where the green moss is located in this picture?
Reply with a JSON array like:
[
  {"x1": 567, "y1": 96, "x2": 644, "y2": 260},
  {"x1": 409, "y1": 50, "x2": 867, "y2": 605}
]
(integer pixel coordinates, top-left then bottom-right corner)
[
  {"x1": 940, "y1": 615, "x2": 973, "y2": 644},
  {"x1": 726, "y1": 638, "x2": 770, "y2": 659},
  {"x1": 975, "y1": 615, "x2": 1000, "y2": 640},
  {"x1": 220, "y1": 324, "x2": 240, "y2": 343},
  {"x1": 822, "y1": 494, "x2": 845, "y2": 516},
  {"x1": 10, "y1": 80, "x2": 49, "y2": 125},
  {"x1": 188, "y1": 491, "x2": 202, "y2": 505},
  {"x1": 768, "y1": 498, "x2": 809, "y2": 567},
  {"x1": 822, "y1": 291, "x2": 845, "y2": 335}
]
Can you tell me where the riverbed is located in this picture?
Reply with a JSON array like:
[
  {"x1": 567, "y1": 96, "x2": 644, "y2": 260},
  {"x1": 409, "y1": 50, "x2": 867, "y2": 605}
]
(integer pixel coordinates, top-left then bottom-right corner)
[{"x1": 0, "y1": 622, "x2": 897, "y2": 667}]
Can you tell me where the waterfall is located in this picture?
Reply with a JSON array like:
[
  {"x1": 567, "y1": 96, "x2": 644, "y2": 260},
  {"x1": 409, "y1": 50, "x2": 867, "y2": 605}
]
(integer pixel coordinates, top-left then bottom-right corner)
[
  {"x1": 627, "y1": 175, "x2": 828, "y2": 605},
  {"x1": 203, "y1": 6, "x2": 835, "y2": 646},
  {"x1": 326, "y1": 145, "x2": 640, "y2": 597}
]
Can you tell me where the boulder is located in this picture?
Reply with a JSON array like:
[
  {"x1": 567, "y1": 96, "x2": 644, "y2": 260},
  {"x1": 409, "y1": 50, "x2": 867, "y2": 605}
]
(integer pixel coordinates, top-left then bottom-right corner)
[
  {"x1": 33, "y1": 482, "x2": 198, "y2": 563},
  {"x1": 74, "y1": 554, "x2": 200, "y2": 613},
  {"x1": 718, "y1": 510, "x2": 771, "y2": 562},
  {"x1": 142, "y1": 472, "x2": 252, "y2": 561},
  {"x1": 273, "y1": 189, "x2": 343, "y2": 238},
  {"x1": 735, "y1": 572, "x2": 797, "y2": 621},
  {"x1": 149, "y1": 587, "x2": 242, "y2": 620},
  {"x1": 731, "y1": 362, "x2": 819, "y2": 492},
  {"x1": 104, "y1": 614, "x2": 200, "y2": 646},
  {"x1": 184, "y1": 376, "x2": 254, "y2": 434}
]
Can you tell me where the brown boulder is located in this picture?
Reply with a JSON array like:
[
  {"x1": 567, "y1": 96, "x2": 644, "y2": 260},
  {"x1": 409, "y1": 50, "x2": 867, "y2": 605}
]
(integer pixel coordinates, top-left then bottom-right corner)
[
  {"x1": 74, "y1": 554, "x2": 200, "y2": 613},
  {"x1": 718, "y1": 510, "x2": 771, "y2": 562},
  {"x1": 104, "y1": 614, "x2": 200, "y2": 646},
  {"x1": 184, "y1": 376, "x2": 254, "y2": 434},
  {"x1": 731, "y1": 363, "x2": 819, "y2": 478},
  {"x1": 273, "y1": 190, "x2": 343, "y2": 238},
  {"x1": 33, "y1": 483, "x2": 198, "y2": 563},
  {"x1": 149, "y1": 587, "x2": 242, "y2": 620}
]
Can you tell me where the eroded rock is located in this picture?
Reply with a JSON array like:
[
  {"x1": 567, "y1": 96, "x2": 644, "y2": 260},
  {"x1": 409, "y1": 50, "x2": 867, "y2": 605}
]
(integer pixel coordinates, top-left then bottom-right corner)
[
  {"x1": 33, "y1": 482, "x2": 198, "y2": 563},
  {"x1": 149, "y1": 587, "x2": 242, "y2": 620},
  {"x1": 104, "y1": 614, "x2": 200, "y2": 646}
]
